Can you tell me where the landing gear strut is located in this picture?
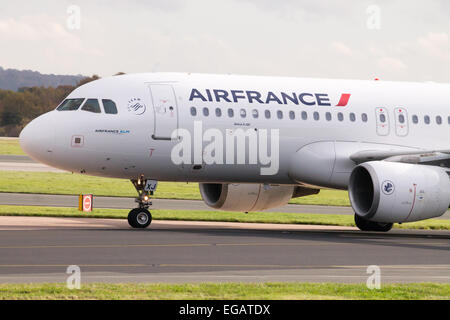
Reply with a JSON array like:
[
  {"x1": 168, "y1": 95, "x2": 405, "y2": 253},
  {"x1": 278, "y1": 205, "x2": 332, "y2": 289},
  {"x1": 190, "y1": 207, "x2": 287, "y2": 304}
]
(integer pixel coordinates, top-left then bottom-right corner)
[
  {"x1": 354, "y1": 214, "x2": 393, "y2": 232},
  {"x1": 128, "y1": 175, "x2": 157, "y2": 229}
]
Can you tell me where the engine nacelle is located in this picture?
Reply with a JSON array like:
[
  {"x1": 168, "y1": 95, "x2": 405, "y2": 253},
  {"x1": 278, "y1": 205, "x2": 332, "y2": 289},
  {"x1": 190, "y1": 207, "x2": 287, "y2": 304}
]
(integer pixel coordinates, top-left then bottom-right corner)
[
  {"x1": 349, "y1": 161, "x2": 450, "y2": 223},
  {"x1": 199, "y1": 183, "x2": 317, "y2": 212}
]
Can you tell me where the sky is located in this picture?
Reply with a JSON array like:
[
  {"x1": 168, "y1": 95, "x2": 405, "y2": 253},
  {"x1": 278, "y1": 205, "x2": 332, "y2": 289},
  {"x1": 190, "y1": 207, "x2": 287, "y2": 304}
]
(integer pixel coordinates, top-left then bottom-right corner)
[{"x1": 0, "y1": 0, "x2": 449, "y2": 82}]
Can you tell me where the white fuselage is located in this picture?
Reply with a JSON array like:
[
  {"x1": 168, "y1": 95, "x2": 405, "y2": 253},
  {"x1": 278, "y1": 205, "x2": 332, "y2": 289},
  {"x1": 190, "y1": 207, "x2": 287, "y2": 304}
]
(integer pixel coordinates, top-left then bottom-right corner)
[{"x1": 19, "y1": 73, "x2": 450, "y2": 190}]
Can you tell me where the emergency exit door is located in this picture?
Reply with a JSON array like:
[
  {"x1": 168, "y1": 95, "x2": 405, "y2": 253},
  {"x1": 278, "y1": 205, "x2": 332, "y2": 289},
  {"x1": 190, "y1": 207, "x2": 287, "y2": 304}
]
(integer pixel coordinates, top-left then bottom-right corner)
[
  {"x1": 394, "y1": 107, "x2": 409, "y2": 137},
  {"x1": 149, "y1": 84, "x2": 178, "y2": 140},
  {"x1": 375, "y1": 107, "x2": 390, "y2": 136}
]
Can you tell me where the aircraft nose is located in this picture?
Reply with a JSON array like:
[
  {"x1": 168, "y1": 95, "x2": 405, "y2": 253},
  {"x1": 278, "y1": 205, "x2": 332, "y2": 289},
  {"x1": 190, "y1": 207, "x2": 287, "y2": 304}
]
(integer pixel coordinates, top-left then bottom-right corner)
[{"x1": 19, "y1": 113, "x2": 55, "y2": 163}]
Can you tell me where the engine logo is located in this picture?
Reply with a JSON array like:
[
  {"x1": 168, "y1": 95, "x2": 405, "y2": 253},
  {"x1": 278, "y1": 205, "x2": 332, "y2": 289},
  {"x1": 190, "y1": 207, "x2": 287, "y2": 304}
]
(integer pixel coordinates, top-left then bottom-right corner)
[{"x1": 382, "y1": 180, "x2": 395, "y2": 195}]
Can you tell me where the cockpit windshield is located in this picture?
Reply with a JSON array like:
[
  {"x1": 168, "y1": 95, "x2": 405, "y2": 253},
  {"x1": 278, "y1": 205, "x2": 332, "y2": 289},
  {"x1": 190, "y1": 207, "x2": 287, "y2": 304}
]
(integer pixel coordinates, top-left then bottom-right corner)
[
  {"x1": 81, "y1": 99, "x2": 101, "y2": 113},
  {"x1": 102, "y1": 99, "x2": 118, "y2": 114},
  {"x1": 56, "y1": 98, "x2": 85, "y2": 111},
  {"x1": 56, "y1": 98, "x2": 118, "y2": 114}
]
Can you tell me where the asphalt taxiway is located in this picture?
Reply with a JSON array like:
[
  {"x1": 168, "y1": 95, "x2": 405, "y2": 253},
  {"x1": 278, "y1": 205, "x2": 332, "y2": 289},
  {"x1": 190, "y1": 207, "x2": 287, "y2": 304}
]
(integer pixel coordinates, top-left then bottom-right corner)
[{"x1": 0, "y1": 216, "x2": 448, "y2": 284}]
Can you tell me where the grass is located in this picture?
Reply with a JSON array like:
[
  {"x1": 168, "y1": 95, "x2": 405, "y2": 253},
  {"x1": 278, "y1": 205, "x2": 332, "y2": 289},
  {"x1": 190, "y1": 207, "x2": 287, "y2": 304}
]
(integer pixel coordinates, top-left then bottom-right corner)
[
  {"x1": 0, "y1": 171, "x2": 199, "y2": 199},
  {"x1": 291, "y1": 189, "x2": 349, "y2": 206},
  {"x1": 0, "y1": 282, "x2": 448, "y2": 300},
  {"x1": 0, "y1": 171, "x2": 350, "y2": 205},
  {"x1": 0, "y1": 205, "x2": 449, "y2": 230},
  {"x1": 0, "y1": 138, "x2": 25, "y2": 156}
]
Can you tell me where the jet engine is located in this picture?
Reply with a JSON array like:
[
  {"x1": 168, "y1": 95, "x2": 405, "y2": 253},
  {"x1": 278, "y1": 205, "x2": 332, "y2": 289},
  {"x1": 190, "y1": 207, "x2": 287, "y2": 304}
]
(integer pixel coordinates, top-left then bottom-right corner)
[
  {"x1": 199, "y1": 183, "x2": 318, "y2": 212},
  {"x1": 349, "y1": 161, "x2": 450, "y2": 223}
]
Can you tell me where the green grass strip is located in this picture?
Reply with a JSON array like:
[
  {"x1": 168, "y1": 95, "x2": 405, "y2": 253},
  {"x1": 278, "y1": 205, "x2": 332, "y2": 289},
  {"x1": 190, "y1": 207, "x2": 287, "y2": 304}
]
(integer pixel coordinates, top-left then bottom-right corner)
[
  {"x1": 0, "y1": 282, "x2": 448, "y2": 300},
  {"x1": 0, "y1": 138, "x2": 25, "y2": 156},
  {"x1": 0, "y1": 171, "x2": 199, "y2": 199}
]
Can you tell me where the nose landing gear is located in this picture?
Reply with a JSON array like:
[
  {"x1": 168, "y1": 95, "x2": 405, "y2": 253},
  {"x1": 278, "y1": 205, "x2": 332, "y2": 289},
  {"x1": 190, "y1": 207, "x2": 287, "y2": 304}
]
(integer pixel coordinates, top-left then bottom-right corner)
[{"x1": 128, "y1": 176, "x2": 158, "y2": 229}]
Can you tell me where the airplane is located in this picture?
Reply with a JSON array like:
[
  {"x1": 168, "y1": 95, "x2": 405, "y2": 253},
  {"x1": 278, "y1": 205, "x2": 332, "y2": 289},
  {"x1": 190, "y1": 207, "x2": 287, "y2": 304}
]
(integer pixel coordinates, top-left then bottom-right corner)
[{"x1": 19, "y1": 72, "x2": 450, "y2": 232}]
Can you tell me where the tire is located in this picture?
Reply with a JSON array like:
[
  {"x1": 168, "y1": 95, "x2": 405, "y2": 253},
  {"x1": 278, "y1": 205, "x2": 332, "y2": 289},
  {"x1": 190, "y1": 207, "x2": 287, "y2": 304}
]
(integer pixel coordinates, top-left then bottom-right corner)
[
  {"x1": 128, "y1": 208, "x2": 152, "y2": 229},
  {"x1": 354, "y1": 214, "x2": 393, "y2": 232}
]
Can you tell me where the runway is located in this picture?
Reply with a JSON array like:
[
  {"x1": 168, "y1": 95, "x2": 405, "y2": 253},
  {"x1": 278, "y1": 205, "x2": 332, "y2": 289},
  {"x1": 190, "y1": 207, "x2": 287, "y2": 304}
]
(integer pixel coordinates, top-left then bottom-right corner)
[{"x1": 0, "y1": 216, "x2": 448, "y2": 284}]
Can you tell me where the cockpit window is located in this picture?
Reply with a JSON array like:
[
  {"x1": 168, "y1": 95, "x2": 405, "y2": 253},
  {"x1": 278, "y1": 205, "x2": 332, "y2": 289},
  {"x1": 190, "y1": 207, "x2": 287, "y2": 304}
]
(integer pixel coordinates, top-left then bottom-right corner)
[
  {"x1": 102, "y1": 99, "x2": 118, "y2": 114},
  {"x1": 81, "y1": 99, "x2": 101, "y2": 113},
  {"x1": 56, "y1": 98, "x2": 85, "y2": 111}
]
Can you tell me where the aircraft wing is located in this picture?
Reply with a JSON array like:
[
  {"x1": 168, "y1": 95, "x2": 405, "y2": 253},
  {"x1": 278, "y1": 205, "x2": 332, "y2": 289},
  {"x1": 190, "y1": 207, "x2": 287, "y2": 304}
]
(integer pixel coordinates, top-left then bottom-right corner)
[{"x1": 350, "y1": 149, "x2": 450, "y2": 169}]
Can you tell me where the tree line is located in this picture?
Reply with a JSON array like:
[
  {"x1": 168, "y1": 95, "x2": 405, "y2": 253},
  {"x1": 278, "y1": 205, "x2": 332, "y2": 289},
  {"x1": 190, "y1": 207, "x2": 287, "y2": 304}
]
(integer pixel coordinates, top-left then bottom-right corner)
[{"x1": 0, "y1": 75, "x2": 101, "y2": 137}]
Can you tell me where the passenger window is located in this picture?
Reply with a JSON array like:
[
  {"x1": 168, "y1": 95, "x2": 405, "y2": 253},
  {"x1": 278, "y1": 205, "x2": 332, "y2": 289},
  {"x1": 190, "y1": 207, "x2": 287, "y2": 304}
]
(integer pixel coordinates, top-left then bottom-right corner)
[
  {"x1": 338, "y1": 112, "x2": 344, "y2": 121},
  {"x1": 228, "y1": 108, "x2": 234, "y2": 117},
  {"x1": 350, "y1": 113, "x2": 356, "y2": 122},
  {"x1": 240, "y1": 109, "x2": 246, "y2": 118},
  {"x1": 325, "y1": 112, "x2": 332, "y2": 121},
  {"x1": 265, "y1": 110, "x2": 271, "y2": 119},
  {"x1": 190, "y1": 107, "x2": 197, "y2": 116},
  {"x1": 424, "y1": 115, "x2": 430, "y2": 124},
  {"x1": 203, "y1": 107, "x2": 209, "y2": 116},
  {"x1": 313, "y1": 112, "x2": 320, "y2": 121},
  {"x1": 379, "y1": 114, "x2": 386, "y2": 123},
  {"x1": 81, "y1": 99, "x2": 101, "y2": 113},
  {"x1": 412, "y1": 115, "x2": 418, "y2": 124},
  {"x1": 277, "y1": 110, "x2": 283, "y2": 119},
  {"x1": 57, "y1": 98, "x2": 85, "y2": 111},
  {"x1": 398, "y1": 114, "x2": 405, "y2": 124},
  {"x1": 448, "y1": 116, "x2": 450, "y2": 125},
  {"x1": 252, "y1": 109, "x2": 259, "y2": 118},
  {"x1": 436, "y1": 116, "x2": 442, "y2": 125},
  {"x1": 289, "y1": 111, "x2": 295, "y2": 120},
  {"x1": 102, "y1": 99, "x2": 118, "y2": 114},
  {"x1": 301, "y1": 111, "x2": 308, "y2": 120},
  {"x1": 215, "y1": 108, "x2": 222, "y2": 117},
  {"x1": 362, "y1": 113, "x2": 368, "y2": 122}
]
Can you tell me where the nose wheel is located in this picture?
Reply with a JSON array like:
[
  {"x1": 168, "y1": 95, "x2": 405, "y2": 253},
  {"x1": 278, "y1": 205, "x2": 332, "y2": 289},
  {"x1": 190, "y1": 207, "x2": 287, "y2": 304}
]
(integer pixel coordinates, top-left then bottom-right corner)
[
  {"x1": 128, "y1": 208, "x2": 152, "y2": 228},
  {"x1": 128, "y1": 176, "x2": 158, "y2": 229}
]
